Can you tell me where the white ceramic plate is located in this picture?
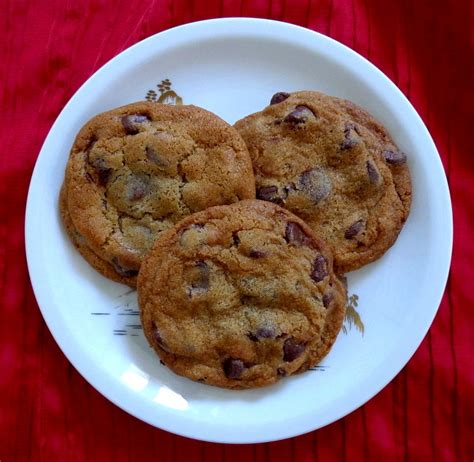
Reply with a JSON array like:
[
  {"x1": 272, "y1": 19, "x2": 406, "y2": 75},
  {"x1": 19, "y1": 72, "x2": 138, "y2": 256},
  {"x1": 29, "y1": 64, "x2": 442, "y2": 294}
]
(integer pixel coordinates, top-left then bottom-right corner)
[{"x1": 25, "y1": 18, "x2": 452, "y2": 444}]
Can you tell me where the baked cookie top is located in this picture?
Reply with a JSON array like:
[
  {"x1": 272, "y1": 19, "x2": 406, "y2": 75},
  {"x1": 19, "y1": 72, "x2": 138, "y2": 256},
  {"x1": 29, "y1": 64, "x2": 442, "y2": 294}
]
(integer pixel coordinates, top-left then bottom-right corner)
[
  {"x1": 234, "y1": 91, "x2": 411, "y2": 272},
  {"x1": 60, "y1": 101, "x2": 255, "y2": 286},
  {"x1": 138, "y1": 200, "x2": 346, "y2": 389}
]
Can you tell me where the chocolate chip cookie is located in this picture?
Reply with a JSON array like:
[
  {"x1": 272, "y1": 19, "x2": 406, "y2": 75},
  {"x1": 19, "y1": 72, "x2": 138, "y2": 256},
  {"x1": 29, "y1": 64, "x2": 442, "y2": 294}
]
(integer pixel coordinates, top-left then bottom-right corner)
[
  {"x1": 138, "y1": 200, "x2": 346, "y2": 389},
  {"x1": 234, "y1": 91, "x2": 412, "y2": 272},
  {"x1": 60, "y1": 102, "x2": 256, "y2": 286}
]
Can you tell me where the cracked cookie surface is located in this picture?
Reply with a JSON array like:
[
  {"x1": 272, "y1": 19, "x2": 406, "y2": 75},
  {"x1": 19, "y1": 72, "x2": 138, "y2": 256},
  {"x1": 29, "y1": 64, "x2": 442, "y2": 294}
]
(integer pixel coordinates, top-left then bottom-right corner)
[
  {"x1": 234, "y1": 91, "x2": 412, "y2": 272},
  {"x1": 60, "y1": 102, "x2": 255, "y2": 286},
  {"x1": 138, "y1": 200, "x2": 346, "y2": 389}
]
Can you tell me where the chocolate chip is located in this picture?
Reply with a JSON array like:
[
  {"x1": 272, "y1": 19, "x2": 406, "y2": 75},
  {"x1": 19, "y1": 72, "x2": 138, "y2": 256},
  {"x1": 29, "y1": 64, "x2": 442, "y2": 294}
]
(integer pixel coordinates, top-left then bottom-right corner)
[
  {"x1": 249, "y1": 249, "x2": 266, "y2": 259},
  {"x1": 248, "y1": 327, "x2": 275, "y2": 342},
  {"x1": 145, "y1": 146, "x2": 170, "y2": 167},
  {"x1": 97, "y1": 167, "x2": 112, "y2": 186},
  {"x1": 284, "y1": 105, "x2": 315, "y2": 125},
  {"x1": 188, "y1": 260, "x2": 210, "y2": 296},
  {"x1": 382, "y1": 150, "x2": 407, "y2": 165},
  {"x1": 277, "y1": 367, "x2": 287, "y2": 377},
  {"x1": 341, "y1": 123, "x2": 359, "y2": 150},
  {"x1": 270, "y1": 92, "x2": 290, "y2": 105},
  {"x1": 121, "y1": 113, "x2": 150, "y2": 135},
  {"x1": 111, "y1": 257, "x2": 138, "y2": 278},
  {"x1": 322, "y1": 292, "x2": 334, "y2": 308},
  {"x1": 84, "y1": 171, "x2": 94, "y2": 183},
  {"x1": 285, "y1": 221, "x2": 310, "y2": 246},
  {"x1": 223, "y1": 358, "x2": 245, "y2": 379},
  {"x1": 127, "y1": 175, "x2": 149, "y2": 201},
  {"x1": 255, "y1": 326, "x2": 276, "y2": 339},
  {"x1": 345, "y1": 219, "x2": 365, "y2": 239},
  {"x1": 283, "y1": 338, "x2": 305, "y2": 362},
  {"x1": 256, "y1": 185, "x2": 282, "y2": 204},
  {"x1": 299, "y1": 168, "x2": 331, "y2": 204},
  {"x1": 366, "y1": 160, "x2": 380, "y2": 184},
  {"x1": 311, "y1": 255, "x2": 328, "y2": 282},
  {"x1": 256, "y1": 327, "x2": 275, "y2": 338}
]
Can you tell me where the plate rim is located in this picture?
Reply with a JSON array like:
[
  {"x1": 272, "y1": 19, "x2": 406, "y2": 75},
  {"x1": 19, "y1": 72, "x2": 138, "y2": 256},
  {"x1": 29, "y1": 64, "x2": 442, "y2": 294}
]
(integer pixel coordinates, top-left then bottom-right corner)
[{"x1": 25, "y1": 17, "x2": 453, "y2": 444}]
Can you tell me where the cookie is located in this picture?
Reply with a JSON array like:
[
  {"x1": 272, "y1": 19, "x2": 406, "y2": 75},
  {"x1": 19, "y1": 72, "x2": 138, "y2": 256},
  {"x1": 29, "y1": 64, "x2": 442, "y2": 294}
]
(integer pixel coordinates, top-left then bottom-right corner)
[
  {"x1": 138, "y1": 200, "x2": 346, "y2": 389},
  {"x1": 234, "y1": 91, "x2": 412, "y2": 272},
  {"x1": 60, "y1": 101, "x2": 256, "y2": 286}
]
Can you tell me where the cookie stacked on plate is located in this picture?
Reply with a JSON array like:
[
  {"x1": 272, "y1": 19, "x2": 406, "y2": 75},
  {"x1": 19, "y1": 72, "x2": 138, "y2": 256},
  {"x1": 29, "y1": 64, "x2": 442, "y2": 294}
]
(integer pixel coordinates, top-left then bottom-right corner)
[
  {"x1": 60, "y1": 102, "x2": 255, "y2": 287},
  {"x1": 235, "y1": 91, "x2": 411, "y2": 273},
  {"x1": 60, "y1": 92, "x2": 411, "y2": 389}
]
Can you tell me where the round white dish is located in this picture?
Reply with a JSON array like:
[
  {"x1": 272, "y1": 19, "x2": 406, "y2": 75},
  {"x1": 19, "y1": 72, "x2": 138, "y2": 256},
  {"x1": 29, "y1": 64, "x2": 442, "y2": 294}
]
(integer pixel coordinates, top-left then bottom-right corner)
[{"x1": 25, "y1": 18, "x2": 452, "y2": 444}]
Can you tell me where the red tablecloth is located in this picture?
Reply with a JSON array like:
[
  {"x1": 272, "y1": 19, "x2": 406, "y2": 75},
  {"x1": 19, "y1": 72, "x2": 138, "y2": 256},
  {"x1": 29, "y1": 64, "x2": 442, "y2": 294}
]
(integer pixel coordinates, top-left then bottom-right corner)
[{"x1": 1, "y1": 1, "x2": 472, "y2": 460}]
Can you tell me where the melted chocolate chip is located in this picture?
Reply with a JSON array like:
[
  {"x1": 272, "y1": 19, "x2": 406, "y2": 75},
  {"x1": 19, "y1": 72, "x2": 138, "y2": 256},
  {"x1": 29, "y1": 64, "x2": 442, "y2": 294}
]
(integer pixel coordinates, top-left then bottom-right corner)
[
  {"x1": 145, "y1": 146, "x2": 170, "y2": 167},
  {"x1": 344, "y1": 219, "x2": 365, "y2": 239},
  {"x1": 270, "y1": 92, "x2": 290, "y2": 105},
  {"x1": 223, "y1": 358, "x2": 245, "y2": 379},
  {"x1": 256, "y1": 185, "x2": 282, "y2": 204},
  {"x1": 97, "y1": 167, "x2": 112, "y2": 186},
  {"x1": 284, "y1": 105, "x2": 315, "y2": 124},
  {"x1": 255, "y1": 327, "x2": 274, "y2": 339},
  {"x1": 249, "y1": 249, "x2": 266, "y2": 259},
  {"x1": 283, "y1": 338, "x2": 305, "y2": 362},
  {"x1": 277, "y1": 367, "x2": 287, "y2": 377},
  {"x1": 248, "y1": 326, "x2": 276, "y2": 341},
  {"x1": 127, "y1": 175, "x2": 149, "y2": 201},
  {"x1": 188, "y1": 260, "x2": 210, "y2": 296},
  {"x1": 311, "y1": 255, "x2": 328, "y2": 283},
  {"x1": 366, "y1": 160, "x2": 380, "y2": 184},
  {"x1": 382, "y1": 150, "x2": 407, "y2": 165},
  {"x1": 121, "y1": 113, "x2": 150, "y2": 135},
  {"x1": 341, "y1": 123, "x2": 359, "y2": 150},
  {"x1": 299, "y1": 168, "x2": 331, "y2": 203},
  {"x1": 285, "y1": 221, "x2": 311, "y2": 246},
  {"x1": 111, "y1": 257, "x2": 138, "y2": 278},
  {"x1": 255, "y1": 326, "x2": 276, "y2": 339}
]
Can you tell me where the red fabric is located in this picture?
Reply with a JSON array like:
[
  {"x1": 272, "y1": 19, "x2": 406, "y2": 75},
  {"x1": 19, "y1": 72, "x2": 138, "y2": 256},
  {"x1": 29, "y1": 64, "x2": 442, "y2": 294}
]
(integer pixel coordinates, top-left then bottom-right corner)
[{"x1": 1, "y1": 1, "x2": 472, "y2": 460}]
